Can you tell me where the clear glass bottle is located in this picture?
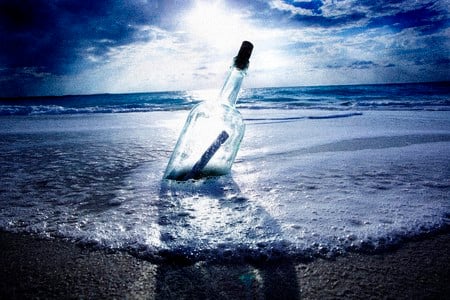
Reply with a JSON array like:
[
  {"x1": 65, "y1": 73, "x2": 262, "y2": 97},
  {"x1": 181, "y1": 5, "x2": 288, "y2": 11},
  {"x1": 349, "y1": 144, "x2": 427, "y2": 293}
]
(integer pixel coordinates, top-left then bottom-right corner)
[{"x1": 164, "y1": 41, "x2": 253, "y2": 180}]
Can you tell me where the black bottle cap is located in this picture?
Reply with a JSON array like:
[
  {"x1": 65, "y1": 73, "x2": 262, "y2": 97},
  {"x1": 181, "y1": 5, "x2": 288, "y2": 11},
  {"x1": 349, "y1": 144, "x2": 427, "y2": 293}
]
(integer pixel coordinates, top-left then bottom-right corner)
[{"x1": 234, "y1": 41, "x2": 253, "y2": 70}]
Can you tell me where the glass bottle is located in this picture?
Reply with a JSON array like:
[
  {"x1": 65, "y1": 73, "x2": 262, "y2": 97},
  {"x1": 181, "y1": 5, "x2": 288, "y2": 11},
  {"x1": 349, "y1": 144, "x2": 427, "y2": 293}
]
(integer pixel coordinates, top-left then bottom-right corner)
[{"x1": 164, "y1": 41, "x2": 253, "y2": 180}]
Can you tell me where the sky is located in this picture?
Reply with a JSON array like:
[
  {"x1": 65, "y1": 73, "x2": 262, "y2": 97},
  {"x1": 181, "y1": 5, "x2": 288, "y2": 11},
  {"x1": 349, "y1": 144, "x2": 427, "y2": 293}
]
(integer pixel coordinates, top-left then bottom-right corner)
[{"x1": 0, "y1": 0, "x2": 449, "y2": 97}]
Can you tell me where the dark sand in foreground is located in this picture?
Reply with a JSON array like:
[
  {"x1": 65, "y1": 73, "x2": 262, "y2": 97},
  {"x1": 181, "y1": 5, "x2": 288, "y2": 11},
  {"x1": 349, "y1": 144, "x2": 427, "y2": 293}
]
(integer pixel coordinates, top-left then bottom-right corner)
[{"x1": 1, "y1": 231, "x2": 449, "y2": 299}]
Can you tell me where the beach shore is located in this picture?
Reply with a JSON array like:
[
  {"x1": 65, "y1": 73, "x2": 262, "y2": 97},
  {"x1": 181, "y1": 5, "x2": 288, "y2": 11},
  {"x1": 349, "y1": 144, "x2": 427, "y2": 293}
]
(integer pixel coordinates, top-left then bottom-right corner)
[{"x1": 1, "y1": 230, "x2": 449, "y2": 299}]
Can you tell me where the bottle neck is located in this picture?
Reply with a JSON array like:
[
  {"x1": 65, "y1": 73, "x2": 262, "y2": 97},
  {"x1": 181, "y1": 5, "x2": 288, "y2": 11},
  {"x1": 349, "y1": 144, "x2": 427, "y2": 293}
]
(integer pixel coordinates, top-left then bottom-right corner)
[{"x1": 218, "y1": 64, "x2": 247, "y2": 107}]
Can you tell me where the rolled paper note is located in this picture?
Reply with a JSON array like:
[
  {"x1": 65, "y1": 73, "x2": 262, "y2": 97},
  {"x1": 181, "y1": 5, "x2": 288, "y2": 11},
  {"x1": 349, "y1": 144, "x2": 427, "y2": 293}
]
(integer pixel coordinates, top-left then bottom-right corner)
[{"x1": 182, "y1": 130, "x2": 230, "y2": 180}]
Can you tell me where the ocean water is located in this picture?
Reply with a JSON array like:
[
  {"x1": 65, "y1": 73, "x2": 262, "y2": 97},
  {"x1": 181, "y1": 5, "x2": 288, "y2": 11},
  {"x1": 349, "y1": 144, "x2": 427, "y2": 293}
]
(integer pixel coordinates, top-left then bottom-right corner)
[
  {"x1": 0, "y1": 82, "x2": 449, "y2": 262},
  {"x1": 1, "y1": 81, "x2": 449, "y2": 116}
]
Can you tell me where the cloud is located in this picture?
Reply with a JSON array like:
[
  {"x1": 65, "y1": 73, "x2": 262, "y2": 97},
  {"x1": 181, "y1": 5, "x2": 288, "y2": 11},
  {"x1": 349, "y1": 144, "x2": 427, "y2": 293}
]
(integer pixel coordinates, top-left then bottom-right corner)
[
  {"x1": 0, "y1": 0, "x2": 185, "y2": 74},
  {"x1": 268, "y1": 0, "x2": 448, "y2": 31},
  {"x1": 0, "y1": 0, "x2": 448, "y2": 96},
  {"x1": 323, "y1": 60, "x2": 376, "y2": 69},
  {"x1": 270, "y1": 0, "x2": 323, "y2": 15},
  {"x1": 330, "y1": 60, "x2": 378, "y2": 69},
  {"x1": 0, "y1": 0, "x2": 196, "y2": 95},
  {"x1": 263, "y1": 0, "x2": 449, "y2": 79}
]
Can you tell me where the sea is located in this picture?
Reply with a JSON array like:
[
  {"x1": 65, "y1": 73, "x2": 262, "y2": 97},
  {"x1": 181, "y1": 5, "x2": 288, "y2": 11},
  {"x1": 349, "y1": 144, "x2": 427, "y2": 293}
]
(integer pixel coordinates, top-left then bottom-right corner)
[
  {"x1": 1, "y1": 82, "x2": 449, "y2": 116},
  {"x1": 0, "y1": 82, "x2": 449, "y2": 262}
]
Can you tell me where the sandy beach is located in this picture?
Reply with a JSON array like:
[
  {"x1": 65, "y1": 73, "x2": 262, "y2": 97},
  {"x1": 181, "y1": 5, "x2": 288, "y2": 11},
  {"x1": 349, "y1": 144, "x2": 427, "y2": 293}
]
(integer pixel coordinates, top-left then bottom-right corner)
[{"x1": 1, "y1": 230, "x2": 449, "y2": 299}]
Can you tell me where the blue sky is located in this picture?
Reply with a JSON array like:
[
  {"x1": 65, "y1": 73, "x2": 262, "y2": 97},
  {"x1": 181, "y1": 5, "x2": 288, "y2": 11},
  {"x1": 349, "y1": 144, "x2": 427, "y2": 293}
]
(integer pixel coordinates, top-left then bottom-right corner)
[{"x1": 0, "y1": 0, "x2": 449, "y2": 96}]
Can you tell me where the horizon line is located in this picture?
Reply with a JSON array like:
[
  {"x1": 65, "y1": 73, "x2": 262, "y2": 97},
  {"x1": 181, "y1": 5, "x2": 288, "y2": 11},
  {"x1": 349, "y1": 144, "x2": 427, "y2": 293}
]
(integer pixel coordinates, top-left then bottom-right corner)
[{"x1": 1, "y1": 80, "x2": 449, "y2": 99}]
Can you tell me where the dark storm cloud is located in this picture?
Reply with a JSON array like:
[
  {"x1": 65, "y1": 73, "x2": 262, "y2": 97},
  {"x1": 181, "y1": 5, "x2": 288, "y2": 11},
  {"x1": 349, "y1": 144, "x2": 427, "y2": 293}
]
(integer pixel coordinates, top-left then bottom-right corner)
[
  {"x1": 325, "y1": 60, "x2": 378, "y2": 70},
  {"x1": 0, "y1": 0, "x2": 187, "y2": 75},
  {"x1": 349, "y1": 60, "x2": 378, "y2": 69}
]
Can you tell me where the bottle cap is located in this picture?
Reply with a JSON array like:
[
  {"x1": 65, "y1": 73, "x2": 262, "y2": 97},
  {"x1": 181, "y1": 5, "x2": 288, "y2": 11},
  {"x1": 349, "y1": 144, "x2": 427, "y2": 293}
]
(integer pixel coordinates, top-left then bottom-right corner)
[{"x1": 234, "y1": 41, "x2": 253, "y2": 70}]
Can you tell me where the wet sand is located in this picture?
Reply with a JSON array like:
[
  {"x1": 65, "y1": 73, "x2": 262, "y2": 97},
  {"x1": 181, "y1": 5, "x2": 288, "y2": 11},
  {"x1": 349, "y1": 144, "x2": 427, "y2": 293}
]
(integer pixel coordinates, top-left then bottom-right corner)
[{"x1": 1, "y1": 230, "x2": 449, "y2": 299}]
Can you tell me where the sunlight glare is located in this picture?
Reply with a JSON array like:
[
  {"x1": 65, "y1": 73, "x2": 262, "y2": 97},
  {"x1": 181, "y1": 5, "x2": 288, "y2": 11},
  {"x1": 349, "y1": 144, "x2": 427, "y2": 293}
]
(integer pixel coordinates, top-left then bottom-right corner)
[
  {"x1": 187, "y1": 88, "x2": 220, "y2": 102},
  {"x1": 184, "y1": 1, "x2": 251, "y2": 50}
]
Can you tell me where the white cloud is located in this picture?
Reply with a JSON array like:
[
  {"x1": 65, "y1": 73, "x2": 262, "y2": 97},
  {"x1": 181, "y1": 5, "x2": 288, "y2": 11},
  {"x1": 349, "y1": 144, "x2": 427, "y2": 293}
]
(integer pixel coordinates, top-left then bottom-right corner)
[{"x1": 269, "y1": 0, "x2": 319, "y2": 16}]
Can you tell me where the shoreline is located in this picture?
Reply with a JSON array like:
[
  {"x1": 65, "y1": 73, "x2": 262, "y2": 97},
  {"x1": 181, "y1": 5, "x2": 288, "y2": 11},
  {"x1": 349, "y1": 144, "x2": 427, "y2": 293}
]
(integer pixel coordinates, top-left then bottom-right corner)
[{"x1": 1, "y1": 230, "x2": 449, "y2": 299}]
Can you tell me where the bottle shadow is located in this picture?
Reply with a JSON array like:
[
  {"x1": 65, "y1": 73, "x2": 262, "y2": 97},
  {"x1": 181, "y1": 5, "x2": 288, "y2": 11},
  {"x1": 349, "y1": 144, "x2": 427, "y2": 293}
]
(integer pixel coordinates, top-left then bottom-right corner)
[{"x1": 155, "y1": 176, "x2": 301, "y2": 299}]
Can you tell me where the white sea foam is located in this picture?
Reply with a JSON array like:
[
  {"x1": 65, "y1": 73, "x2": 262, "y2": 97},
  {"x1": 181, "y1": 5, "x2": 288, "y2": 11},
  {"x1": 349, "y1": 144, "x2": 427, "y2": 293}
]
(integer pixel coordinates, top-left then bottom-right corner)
[{"x1": 0, "y1": 109, "x2": 449, "y2": 261}]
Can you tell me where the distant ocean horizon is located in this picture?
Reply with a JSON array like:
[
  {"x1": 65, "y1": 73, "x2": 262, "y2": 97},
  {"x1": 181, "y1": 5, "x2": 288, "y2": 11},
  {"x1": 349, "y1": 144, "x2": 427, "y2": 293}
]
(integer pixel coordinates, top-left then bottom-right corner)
[{"x1": 1, "y1": 81, "x2": 449, "y2": 116}]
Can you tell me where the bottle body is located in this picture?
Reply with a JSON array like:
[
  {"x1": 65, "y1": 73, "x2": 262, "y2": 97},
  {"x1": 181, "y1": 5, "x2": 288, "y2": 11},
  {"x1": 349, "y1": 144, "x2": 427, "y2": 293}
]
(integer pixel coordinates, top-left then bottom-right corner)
[{"x1": 164, "y1": 101, "x2": 245, "y2": 180}]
